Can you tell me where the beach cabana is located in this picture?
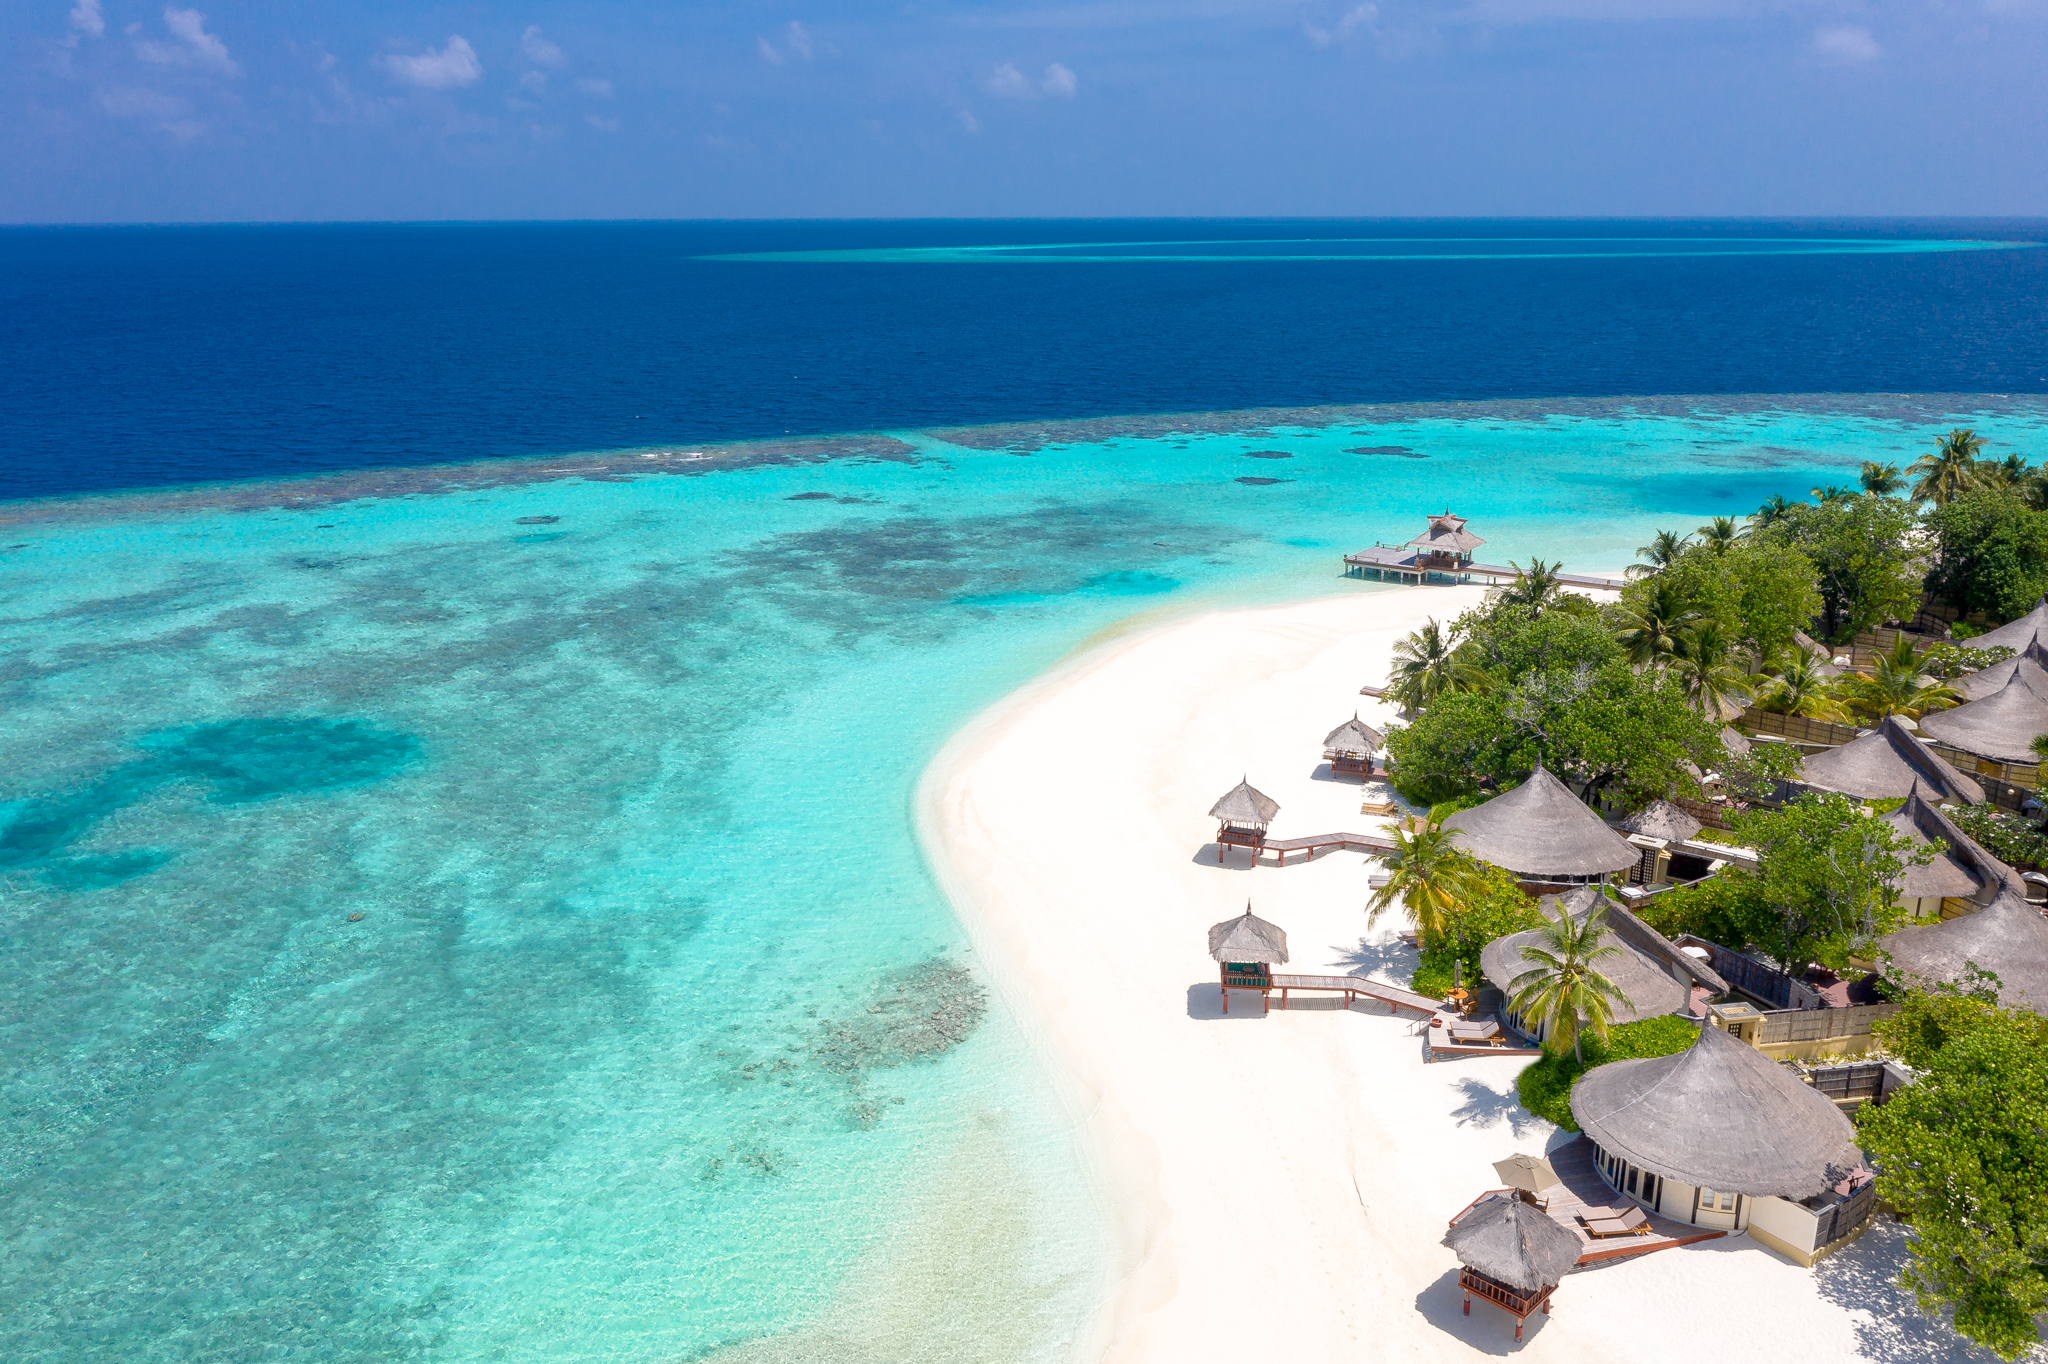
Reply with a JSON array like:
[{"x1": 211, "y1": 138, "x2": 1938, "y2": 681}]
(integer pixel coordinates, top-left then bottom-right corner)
[
  {"x1": 1444, "y1": 1192, "x2": 1581, "y2": 1341},
  {"x1": 1879, "y1": 888, "x2": 2048, "y2": 1014},
  {"x1": 1481, "y1": 886, "x2": 1726, "y2": 1042},
  {"x1": 1957, "y1": 635, "x2": 2048, "y2": 701},
  {"x1": 1442, "y1": 761, "x2": 1638, "y2": 887},
  {"x1": 1208, "y1": 779, "x2": 1280, "y2": 862},
  {"x1": 1571, "y1": 1022, "x2": 1875, "y2": 1265},
  {"x1": 1919, "y1": 670, "x2": 2048, "y2": 765},
  {"x1": 1209, "y1": 905, "x2": 1288, "y2": 1014},
  {"x1": 1958, "y1": 595, "x2": 2048, "y2": 653},
  {"x1": 1322, "y1": 715, "x2": 1385, "y2": 777},
  {"x1": 1797, "y1": 714, "x2": 1985, "y2": 806}
]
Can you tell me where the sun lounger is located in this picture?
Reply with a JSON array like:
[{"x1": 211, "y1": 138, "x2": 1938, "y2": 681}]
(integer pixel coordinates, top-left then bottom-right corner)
[
  {"x1": 1447, "y1": 1020, "x2": 1503, "y2": 1045},
  {"x1": 1577, "y1": 1206, "x2": 1652, "y2": 1238}
]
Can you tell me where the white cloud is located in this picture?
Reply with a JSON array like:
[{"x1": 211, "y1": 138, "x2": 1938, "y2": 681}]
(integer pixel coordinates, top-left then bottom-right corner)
[
  {"x1": 98, "y1": 85, "x2": 205, "y2": 139},
  {"x1": 1304, "y1": 2, "x2": 1378, "y2": 47},
  {"x1": 958, "y1": 108, "x2": 982, "y2": 133},
  {"x1": 521, "y1": 26, "x2": 564, "y2": 66},
  {"x1": 69, "y1": 0, "x2": 105, "y2": 38},
  {"x1": 520, "y1": 70, "x2": 547, "y2": 93},
  {"x1": 985, "y1": 61, "x2": 1079, "y2": 97},
  {"x1": 135, "y1": 7, "x2": 240, "y2": 76},
  {"x1": 1813, "y1": 24, "x2": 1879, "y2": 62},
  {"x1": 383, "y1": 35, "x2": 482, "y2": 89},
  {"x1": 586, "y1": 113, "x2": 620, "y2": 131},
  {"x1": 757, "y1": 35, "x2": 783, "y2": 62},
  {"x1": 786, "y1": 21, "x2": 814, "y2": 58},
  {"x1": 575, "y1": 77, "x2": 612, "y2": 97}
]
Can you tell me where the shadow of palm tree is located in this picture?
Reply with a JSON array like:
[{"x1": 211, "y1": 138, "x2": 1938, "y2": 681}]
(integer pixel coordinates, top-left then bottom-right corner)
[
  {"x1": 1446, "y1": 1076, "x2": 1547, "y2": 1138},
  {"x1": 1331, "y1": 935, "x2": 1418, "y2": 986}
]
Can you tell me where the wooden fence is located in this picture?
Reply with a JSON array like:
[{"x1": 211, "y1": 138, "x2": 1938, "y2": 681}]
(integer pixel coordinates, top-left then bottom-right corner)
[
  {"x1": 1675, "y1": 936, "x2": 1822, "y2": 1010},
  {"x1": 1754, "y1": 1002, "x2": 1901, "y2": 1046},
  {"x1": 1739, "y1": 709, "x2": 1866, "y2": 749}
]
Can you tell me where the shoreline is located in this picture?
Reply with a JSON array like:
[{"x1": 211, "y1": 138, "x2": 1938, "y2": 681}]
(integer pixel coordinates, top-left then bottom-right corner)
[{"x1": 916, "y1": 584, "x2": 1981, "y2": 1363}]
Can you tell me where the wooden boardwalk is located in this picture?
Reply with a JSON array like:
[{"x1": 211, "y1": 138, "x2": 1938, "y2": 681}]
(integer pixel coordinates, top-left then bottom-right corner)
[
  {"x1": 1262, "y1": 830, "x2": 1397, "y2": 863},
  {"x1": 1266, "y1": 973, "x2": 1439, "y2": 1016}
]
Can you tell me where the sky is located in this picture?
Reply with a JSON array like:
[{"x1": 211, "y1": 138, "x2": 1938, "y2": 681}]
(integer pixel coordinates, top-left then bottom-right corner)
[{"x1": 5, "y1": 0, "x2": 2048, "y2": 222}]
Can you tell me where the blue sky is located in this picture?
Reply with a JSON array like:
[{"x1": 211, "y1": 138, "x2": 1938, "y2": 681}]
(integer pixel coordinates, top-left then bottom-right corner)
[{"x1": 6, "y1": 0, "x2": 2048, "y2": 222}]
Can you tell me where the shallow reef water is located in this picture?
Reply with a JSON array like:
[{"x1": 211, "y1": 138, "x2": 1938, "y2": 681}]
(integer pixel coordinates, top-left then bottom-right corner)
[{"x1": 2, "y1": 396, "x2": 2046, "y2": 1363}]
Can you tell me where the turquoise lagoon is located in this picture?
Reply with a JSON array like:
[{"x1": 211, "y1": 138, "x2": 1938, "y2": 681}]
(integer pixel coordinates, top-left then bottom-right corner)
[{"x1": 4, "y1": 397, "x2": 2045, "y2": 1363}]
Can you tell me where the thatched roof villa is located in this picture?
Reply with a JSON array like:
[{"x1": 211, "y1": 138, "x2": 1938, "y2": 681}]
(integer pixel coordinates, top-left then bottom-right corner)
[
  {"x1": 1919, "y1": 670, "x2": 2048, "y2": 765},
  {"x1": 1877, "y1": 781, "x2": 2020, "y2": 920},
  {"x1": 1442, "y1": 762, "x2": 1638, "y2": 886},
  {"x1": 1321, "y1": 715, "x2": 1385, "y2": 776},
  {"x1": 1956, "y1": 634, "x2": 2048, "y2": 701},
  {"x1": 1958, "y1": 595, "x2": 2048, "y2": 653},
  {"x1": 1571, "y1": 1022, "x2": 1876, "y2": 1266},
  {"x1": 1616, "y1": 799, "x2": 1702, "y2": 845},
  {"x1": 1879, "y1": 888, "x2": 2048, "y2": 1014},
  {"x1": 1797, "y1": 714, "x2": 1985, "y2": 806}
]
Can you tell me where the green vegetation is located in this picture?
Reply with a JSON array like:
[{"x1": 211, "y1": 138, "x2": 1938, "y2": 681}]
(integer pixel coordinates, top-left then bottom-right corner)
[
  {"x1": 1411, "y1": 861, "x2": 1543, "y2": 996},
  {"x1": 1946, "y1": 803, "x2": 2048, "y2": 870},
  {"x1": 1753, "y1": 493, "x2": 1919, "y2": 642},
  {"x1": 1365, "y1": 811, "x2": 1490, "y2": 939},
  {"x1": 1506, "y1": 902, "x2": 1629, "y2": 1062},
  {"x1": 1859, "y1": 987, "x2": 2048, "y2": 1359},
  {"x1": 1925, "y1": 487, "x2": 2048, "y2": 625},
  {"x1": 1731, "y1": 792, "x2": 1930, "y2": 972},
  {"x1": 1514, "y1": 1015, "x2": 1701, "y2": 1130}
]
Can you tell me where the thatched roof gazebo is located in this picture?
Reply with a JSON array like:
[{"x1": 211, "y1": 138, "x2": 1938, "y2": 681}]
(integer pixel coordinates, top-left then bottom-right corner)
[
  {"x1": 1444, "y1": 1192, "x2": 1581, "y2": 1340},
  {"x1": 1919, "y1": 671, "x2": 2048, "y2": 765},
  {"x1": 1957, "y1": 636, "x2": 2048, "y2": 701},
  {"x1": 1442, "y1": 762, "x2": 1638, "y2": 884},
  {"x1": 1209, "y1": 905, "x2": 1288, "y2": 1014},
  {"x1": 1961, "y1": 596, "x2": 2048, "y2": 653},
  {"x1": 1618, "y1": 799, "x2": 1702, "y2": 845},
  {"x1": 1208, "y1": 779, "x2": 1280, "y2": 863},
  {"x1": 1797, "y1": 714, "x2": 1985, "y2": 806},
  {"x1": 1322, "y1": 715, "x2": 1386, "y2": 776},
  {"x1": 1405, "y1": 509, "x2": 1485, "y2": 567},
  {"x1": 1879, "y1": 889, "x2": 2048, "y2": 1014},
  {"x1": 1572, "y1": 1022, "x2": 1861, "y2": 1203}
]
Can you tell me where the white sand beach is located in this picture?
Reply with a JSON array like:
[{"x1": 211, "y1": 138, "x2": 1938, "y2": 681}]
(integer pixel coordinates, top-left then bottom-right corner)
[{"x1": 920, "y1": 585, "x2": 1984, "y2": 1364}]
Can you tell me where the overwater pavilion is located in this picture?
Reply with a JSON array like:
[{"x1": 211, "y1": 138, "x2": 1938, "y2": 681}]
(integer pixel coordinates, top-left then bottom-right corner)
[
  {"x1": 1208, "y1": 779, "x2": 1280, "y2": 862},
  {"x1": 1321, "y1": 715, "x2": 1385, "y2": 777}
]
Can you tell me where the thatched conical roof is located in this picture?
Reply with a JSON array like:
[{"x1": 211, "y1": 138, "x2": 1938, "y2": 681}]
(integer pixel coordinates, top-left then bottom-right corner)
[
  {"x1": 1404, "y1": 510, "x2": 1485, "y2": 555},
  {"x1": 1881, "y1": 789, "x2": 1987, "y2": 900},
  {"x1": 1879, "y1": 889, "x2": 2048, "y2": 1013},
  {"x1": 1919, "y1": 671, "x2": 2048, "y2": 764},
  {"x1": 1956, "y1": 636, "x2": 2048, "y2": 701},
  {"x1": 1208, "y1": 906, "x2": 1289, "y2": 964},
  {"x1": 1209, "y1": 779, "x2": 1280, "y2": 825},
  {"x1": 1618, "y1": 799, "x2": 1702, "y2": 844},
  {"x1": 1323, "y1": 715, "x2": 1385, "y2": 758},
  {"x1": 1962, "y1": 596, "x2": 2048, "y2": 653},
  {"x1": 1444, "y1": 1193, "x2": 1583, "y2": 1293},
  {"x1": 1442, "y1": 762, "x2": 1639, "y2": 877},
  {"x1": 1571, "y1": 1022, "x2": 1861, "y2": 1198},
  {"x1": 1798, "y1": 715, "x2": 1985, "y2": 805},
  {"x1": 1480, "y1": 888, "x2": 1686, "y2": 1023}
]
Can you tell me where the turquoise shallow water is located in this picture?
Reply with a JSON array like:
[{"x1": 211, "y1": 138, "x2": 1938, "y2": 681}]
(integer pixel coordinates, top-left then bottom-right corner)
[{"x1": 4, "y1": 397, "x2": 2047, "y2": 1363}]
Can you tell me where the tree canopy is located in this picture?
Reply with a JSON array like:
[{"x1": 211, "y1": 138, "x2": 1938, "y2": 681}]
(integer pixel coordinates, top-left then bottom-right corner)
[
  {"x1": 1755, "y1": 494, "x2": 1919, "y2": 643},
  {"x1": 1729, "y1": 792, "x2": 1930, "y2": 972},
  {"x1": 1924, "y1": 487, "x2": 2048, "y2": 625}
]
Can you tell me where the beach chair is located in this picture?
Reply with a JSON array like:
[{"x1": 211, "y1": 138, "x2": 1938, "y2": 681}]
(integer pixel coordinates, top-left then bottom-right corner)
[
  {"x1": 1577, "y1": 1206, "x2": 1652, "y2": 1238},
  {"x1": 1447, "y1": 1020, "x2": 1503, "y2": 1046}
]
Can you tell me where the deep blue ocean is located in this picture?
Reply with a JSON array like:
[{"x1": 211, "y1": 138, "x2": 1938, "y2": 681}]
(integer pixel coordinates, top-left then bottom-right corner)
[
  {"x1": 2, "y1": 222, "x2": 2043, "y2": 1363},
  {"x1": 3, "y1": 218, "x2": 2048, "y2": 500}
]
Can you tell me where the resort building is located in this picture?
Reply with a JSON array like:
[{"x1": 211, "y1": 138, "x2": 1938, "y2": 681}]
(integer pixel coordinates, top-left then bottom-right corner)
[
  {"x1": 1918, "y1": 670, "x2": 2048, "y2": 768},
  {"x1": 1879, "y1": 888, "x2": 2048, "y2": 1014},
  {"x1": 1796, "y1": 714, "x2": 1985, "y2": 806},
  {"x1": 1878, "y1": 782, "x2": 2018, "y2": 921},
  {"x1": 1571, "y1": 1023, "x2": 1877, "y2": 1266},
  {"x1": 1480, "y1": 886, "x2": 1727, "y2": 1044},
  {"x1": 1321, "y1": 715, "x2": 1384, "y2": 777},
  {"x1": 1956, "y1": 634, "x2": 2048, "y2": 701},
  {"x1": 1442, "y1": 761, "x2": 1639, "y2": 889},
  {"x1": 1955, "y1": 594, "x2": 2048, "y2": 653}
]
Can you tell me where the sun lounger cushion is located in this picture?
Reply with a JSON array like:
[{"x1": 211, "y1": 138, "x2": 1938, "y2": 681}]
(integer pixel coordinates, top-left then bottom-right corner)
[{"x1": 1581, "y1": 1216, "x2": 1632, "y2": 1237}]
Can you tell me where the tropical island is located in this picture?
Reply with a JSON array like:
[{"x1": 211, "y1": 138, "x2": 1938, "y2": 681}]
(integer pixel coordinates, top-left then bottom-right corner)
[{"x1": 923, "y1": 427, "x2": 2048, "y2": 1363}]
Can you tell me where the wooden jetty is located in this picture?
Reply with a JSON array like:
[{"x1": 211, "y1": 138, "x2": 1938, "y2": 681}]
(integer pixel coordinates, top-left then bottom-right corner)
[{"x1": 1343, "y1": 510, "x2": 1625, "y2": 590}]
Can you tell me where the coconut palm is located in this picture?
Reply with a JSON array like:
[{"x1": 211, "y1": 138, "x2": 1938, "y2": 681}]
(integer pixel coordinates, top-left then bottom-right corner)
[
  {"x1": 1696, "y1": 516, "x2": 1741, "y2": 553},
  {"x1": 1365, "y1": 813, "x2": 1489, "y2": 939},
  {"x1": 1507, "y1": 901, "x2": 1630, "y2": 1063},
  {"x1": 1859, "y1": 461, "x2": 1904, "y2": 496},
  {"x1": 1993, "y1": 453, "x2": 2031, "y2": 486},
  {"x1": 1500, "y1": 558, "x2": 1565, "y2": 616},
  {"x1": 1626, "y1": 529, "x2": 1693, "y2": 579},
  {"x1": 1909, "y1": 428, "x2": 1992, "y2": 506},
  {"x1": 1613, "y1": 578, "x2": 1701, "y2": 666},
  {"x1": 1385, "y1": 619, "x2": 1488, "y2": 711},
  {"x1": 1837, "y1": 637, "x2": 1964, "y2": 722},
  {"x1": 1757, "y1": 651, "x2": 1851, "y2": 723},
  {"x1": 1668, "y1": 619, "x2": 1757, "y2": 718},
  {"x1": 1748, "y1": 495, "x2": 1794, "y2": 534},
  {"x1": 1811, "y1": 485, "x2": 1858, "y2": 504}
]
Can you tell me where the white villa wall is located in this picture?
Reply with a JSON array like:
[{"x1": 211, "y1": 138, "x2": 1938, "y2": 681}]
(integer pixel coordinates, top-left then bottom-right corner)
[{"x1": 1744, "y1": 1194, "x2": 1820, "y2": 1260}]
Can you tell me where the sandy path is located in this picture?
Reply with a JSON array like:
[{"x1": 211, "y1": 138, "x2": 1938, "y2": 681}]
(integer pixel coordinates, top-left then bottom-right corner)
[{"x1": 919, "y1": 586, "x2": 1979, "y2": 1364}]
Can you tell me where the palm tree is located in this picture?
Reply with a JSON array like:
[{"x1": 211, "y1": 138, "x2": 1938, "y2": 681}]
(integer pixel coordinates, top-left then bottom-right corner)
[
  {"x1": 1612, "y1": 578, "x2": 1700, "y2": 666},
  {"x1": 1626, "y1": 529, "x2": 1693, "y2": 579},
  {"x1": 1695, "y1": 516, "x2": 1741, "y2": 553},
  {"x1": 1837, "y1": 637, "x2": 1964, "y2": 722},
  {"x1": 1507, "y1": 901, "x2": 1630, "y2": 1063},
  {"x1": 1811, "y1": 485, "x2": 1858, "y2": 504},
  {"x1": 1365, "y1": 813, "x2": 1488, "y2": 940},
  {"x1": 1993, "y1": 453, "x2": 2031, "y2": 486},
  {"x1": 1909, "y1": 428, "x2": 1992, "y2": 506},
  {"x1": 1756, "y1": 651, "x2": 1850, "y2": 723},
  {"x1": 1500, "y1": 558, "x2": 1565, "y2": 616},
  {"x1": 1385, "y1": 619, "x2": 1487, "y2": 711},
  {"x1": 1668, "y1": 620, "x2": 1757, "y2": 718},
  {"x1": 1859, "y1": 461, "x2": 1904, "y2": 496},
  {"x1": 1748, "y1": 495, "x2": 1794, "y2": 534}
]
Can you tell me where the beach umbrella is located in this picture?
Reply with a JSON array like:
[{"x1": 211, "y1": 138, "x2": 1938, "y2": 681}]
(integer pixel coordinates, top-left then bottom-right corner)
[
  {"x1": 1444, "y1": 1194, "x2": 1582, "y2": 1295},
  {"x1": 1492, "y1": 1152, "x2": 1560, "y2": 1195}
]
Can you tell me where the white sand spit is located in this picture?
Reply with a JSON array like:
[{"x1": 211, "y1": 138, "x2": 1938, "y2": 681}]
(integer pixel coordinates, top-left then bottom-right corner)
[{"x1": 920, "y1": 586, "x2": 1998, "y2": 1364}]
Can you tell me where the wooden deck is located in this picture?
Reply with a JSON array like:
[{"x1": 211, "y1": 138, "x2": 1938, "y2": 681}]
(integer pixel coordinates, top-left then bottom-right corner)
[
  {"x1": 1261, "y1": 830, "x2": 1398, "y2": 863},
  {"x1": 1536, "y1": 1137, "x2": 1727, "y2": 1264},
  {"x1": 1264, "y1": 973, "x2": 1439, "y2": 1015},
  {"x1": 1342, "y1": 547, "x2": 1627, "y2": 592}
]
